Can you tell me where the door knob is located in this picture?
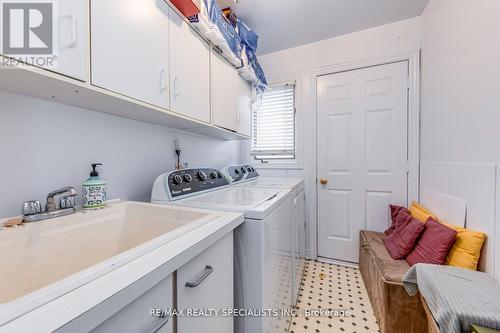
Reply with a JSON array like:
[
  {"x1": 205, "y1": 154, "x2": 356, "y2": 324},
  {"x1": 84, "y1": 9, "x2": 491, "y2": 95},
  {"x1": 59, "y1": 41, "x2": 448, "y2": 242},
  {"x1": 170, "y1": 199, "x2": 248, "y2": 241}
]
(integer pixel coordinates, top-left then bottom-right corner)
[{"x1": 320, "y1": 178, "x2": 328, "y2": 185}]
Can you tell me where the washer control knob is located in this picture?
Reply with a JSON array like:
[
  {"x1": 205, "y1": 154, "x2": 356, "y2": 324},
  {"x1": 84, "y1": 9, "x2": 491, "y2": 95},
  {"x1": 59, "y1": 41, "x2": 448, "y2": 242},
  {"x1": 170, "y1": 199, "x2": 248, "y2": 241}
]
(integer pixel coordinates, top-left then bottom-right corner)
[
  {"x1": 241, "y1": 167, "x2": 247, "y2": 173},
  {"x1": 184, "y1": 174, "x2": 193, "y2": 182},
  {"x1": 173, "y1": 175, "x2": 183, "y2": 185},
  {"x1": 234, "y1": 169, "x2": 240, "y2": 175},
  {"x1": 217, "y1": 172, "x2": 223, "y2": 178},
  {"x1": 198, "y1": 171, "x2": 208, "y2": 180},
  {"x1": 210, "y1": 171, "x2": 218, "y2": 179}
]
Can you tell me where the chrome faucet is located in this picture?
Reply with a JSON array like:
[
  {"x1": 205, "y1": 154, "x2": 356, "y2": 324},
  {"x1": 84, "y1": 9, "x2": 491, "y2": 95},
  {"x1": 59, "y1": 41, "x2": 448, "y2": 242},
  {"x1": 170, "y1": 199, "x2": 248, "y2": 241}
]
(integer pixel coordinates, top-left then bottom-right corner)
[
  {"x1": 22, "y1": 186, "x2": 78, "y2": 223},
  {"x1": 45, "y1": 186, "x2": 77, "y2": 212}
]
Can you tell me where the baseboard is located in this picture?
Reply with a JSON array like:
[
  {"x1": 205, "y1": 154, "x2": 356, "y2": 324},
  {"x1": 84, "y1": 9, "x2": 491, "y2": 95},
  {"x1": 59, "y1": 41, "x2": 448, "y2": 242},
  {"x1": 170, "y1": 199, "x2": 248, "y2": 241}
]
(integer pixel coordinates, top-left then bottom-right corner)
[{"x1": 317, "y1": 256, "x2": 359, "y2": 269}]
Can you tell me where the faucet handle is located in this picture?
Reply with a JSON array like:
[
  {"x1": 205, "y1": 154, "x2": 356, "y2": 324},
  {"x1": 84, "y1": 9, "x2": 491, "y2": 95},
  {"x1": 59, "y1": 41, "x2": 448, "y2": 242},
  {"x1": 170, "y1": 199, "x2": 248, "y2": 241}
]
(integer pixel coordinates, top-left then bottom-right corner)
[
  {"x1": 59, "y1": 196, "x2": 76, "y2": 209},
  {"x1": 22, "y1": 200, "x2": 42, "y2": 216}
]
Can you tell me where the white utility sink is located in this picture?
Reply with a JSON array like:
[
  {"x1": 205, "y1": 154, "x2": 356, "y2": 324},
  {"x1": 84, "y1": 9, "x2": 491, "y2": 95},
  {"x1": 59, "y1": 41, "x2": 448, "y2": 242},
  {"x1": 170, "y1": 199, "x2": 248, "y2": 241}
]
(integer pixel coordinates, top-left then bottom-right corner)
[{"x1": 0, "y1": 201, "x2": 217, "y2": 307}]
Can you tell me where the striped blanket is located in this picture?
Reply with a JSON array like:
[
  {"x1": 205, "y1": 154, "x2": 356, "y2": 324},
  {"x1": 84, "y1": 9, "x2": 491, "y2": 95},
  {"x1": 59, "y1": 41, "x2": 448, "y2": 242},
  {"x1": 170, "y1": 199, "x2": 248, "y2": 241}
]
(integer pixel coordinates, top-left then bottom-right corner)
[{"x1": 402, "y1": 264, "x2": 500, "y2": 333}]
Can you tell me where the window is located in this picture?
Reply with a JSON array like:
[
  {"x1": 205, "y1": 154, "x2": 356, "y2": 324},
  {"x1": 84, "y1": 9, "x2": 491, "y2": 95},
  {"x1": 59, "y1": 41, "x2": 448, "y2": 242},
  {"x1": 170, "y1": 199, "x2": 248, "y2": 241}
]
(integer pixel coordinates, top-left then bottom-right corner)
[{"x1": 251, "y1": 83, "x2": 296, "y2": 161}]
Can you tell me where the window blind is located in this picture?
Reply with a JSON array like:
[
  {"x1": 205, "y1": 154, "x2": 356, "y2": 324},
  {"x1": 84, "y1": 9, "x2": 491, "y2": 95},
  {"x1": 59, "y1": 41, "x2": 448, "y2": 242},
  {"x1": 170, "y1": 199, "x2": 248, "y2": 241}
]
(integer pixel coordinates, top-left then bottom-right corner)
[{"x1": 251, "y1": 83, "x2": 296, "y2": 159}]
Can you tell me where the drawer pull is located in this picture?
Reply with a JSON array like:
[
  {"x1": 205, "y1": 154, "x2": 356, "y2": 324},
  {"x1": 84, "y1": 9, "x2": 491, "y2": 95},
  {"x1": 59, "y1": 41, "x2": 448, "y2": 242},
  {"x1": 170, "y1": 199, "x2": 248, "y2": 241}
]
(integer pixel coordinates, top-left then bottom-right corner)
[
  {"x1": 150, "y1": 316, "x2": 169, "y2": 333},
  {"x1": 185, "y1": 265, "x2": 214, "y2": 288}
]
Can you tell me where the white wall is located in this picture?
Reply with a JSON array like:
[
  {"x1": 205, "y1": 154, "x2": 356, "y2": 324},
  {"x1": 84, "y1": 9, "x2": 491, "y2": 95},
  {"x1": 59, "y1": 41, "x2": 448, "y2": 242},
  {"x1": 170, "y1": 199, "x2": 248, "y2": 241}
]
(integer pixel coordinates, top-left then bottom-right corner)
[
  {"x1": 0, "y1": 90, "x2": 242, "y2": 218},
  {"x1": 420, "y1": 0, "x2": 500, "y2": 279},
  {"x1": 247, "y1": 17, "x2": 421, "y2": 257}
]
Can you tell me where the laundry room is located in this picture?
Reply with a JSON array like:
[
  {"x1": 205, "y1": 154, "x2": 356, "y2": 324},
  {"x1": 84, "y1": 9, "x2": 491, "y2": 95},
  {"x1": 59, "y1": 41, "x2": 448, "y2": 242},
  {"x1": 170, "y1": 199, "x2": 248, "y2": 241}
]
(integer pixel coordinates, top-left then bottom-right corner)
[{"x1": 1, "y1": 0, "x2": 500, "y2": 332}]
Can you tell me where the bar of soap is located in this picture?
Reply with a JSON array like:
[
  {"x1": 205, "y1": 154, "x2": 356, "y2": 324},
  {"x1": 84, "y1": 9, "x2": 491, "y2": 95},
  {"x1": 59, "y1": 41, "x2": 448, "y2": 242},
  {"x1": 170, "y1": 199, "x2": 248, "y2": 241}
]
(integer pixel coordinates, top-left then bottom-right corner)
[{"x1": 4, "y1": 218, "x2": 23, "y2": 228}]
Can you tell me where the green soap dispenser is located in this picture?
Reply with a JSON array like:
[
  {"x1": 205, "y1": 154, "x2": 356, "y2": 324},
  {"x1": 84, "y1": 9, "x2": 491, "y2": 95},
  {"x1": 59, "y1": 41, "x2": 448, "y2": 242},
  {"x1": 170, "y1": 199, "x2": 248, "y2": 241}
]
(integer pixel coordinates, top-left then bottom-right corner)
[{"x1": 83, "y1": 163, "x2": 107, "y2": 209}]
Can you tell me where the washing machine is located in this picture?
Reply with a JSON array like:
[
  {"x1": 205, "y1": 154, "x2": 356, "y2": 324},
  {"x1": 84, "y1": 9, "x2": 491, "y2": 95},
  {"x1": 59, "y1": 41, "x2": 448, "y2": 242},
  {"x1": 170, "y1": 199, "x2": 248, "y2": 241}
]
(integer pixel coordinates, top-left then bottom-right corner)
[
  {"x1": 222, "y1": 164, "x2": 306, "y2": 306},
  {"x1": 152, "y1": 168, "x2": 294, "y2": 333}
]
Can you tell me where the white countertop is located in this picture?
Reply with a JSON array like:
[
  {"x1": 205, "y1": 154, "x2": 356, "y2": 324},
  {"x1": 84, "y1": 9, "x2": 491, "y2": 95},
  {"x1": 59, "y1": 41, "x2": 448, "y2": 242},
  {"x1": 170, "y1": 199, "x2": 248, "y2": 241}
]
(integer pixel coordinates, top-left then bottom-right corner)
[{"x1": 0, "y1": 201, "x2": 244, "y2": 332}]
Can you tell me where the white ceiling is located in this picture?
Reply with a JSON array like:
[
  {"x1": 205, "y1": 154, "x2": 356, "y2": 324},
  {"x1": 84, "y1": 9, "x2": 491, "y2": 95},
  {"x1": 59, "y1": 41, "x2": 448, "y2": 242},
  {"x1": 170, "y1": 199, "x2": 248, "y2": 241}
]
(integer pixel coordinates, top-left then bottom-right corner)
[{"x1": 219, "y1": 0, "x2": 428, "y2": 55}]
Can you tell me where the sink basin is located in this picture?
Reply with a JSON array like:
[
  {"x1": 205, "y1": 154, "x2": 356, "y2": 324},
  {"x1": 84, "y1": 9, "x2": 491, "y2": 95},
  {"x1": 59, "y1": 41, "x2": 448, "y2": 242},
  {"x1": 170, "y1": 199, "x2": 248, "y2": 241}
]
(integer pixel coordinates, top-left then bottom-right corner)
[{"x1": 0, "y1": 201, "x2": 217, "y2": 306}]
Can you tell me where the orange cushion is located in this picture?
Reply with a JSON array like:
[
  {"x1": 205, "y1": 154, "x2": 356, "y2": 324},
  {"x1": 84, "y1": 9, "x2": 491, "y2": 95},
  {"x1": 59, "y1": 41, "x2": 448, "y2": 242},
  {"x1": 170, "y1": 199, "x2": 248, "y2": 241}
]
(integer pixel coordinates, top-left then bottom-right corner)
[
  {"x1": 440, "y1": 221, "x2": 486, "y2": 271},
  {"x1": 409, "y1": 202, "x2": 437, "y2": 223}
]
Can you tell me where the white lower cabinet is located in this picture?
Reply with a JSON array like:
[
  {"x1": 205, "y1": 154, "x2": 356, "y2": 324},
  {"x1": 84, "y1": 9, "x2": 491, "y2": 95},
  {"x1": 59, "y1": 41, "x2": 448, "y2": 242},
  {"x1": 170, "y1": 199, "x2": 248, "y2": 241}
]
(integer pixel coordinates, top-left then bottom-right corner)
[
  {"x1": 56, "y1": 275, "x2": 173, "y2": 333},
  {"x1": 177, "y1": 232, "x2": 234, "y2": 333},
  {"x1": 56, "y1": 232, "x2": 234, "y2": 333},
  {"x1": 91, "y1": 276, "x2": 173, "y2": 333}
]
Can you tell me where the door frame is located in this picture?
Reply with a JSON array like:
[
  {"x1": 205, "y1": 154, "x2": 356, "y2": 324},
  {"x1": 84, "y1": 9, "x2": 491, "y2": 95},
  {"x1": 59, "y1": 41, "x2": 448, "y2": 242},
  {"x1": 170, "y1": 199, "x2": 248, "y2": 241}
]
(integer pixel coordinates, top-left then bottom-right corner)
[{"x1": 310, "y1": 51, "x2": 421, "y2": 262}]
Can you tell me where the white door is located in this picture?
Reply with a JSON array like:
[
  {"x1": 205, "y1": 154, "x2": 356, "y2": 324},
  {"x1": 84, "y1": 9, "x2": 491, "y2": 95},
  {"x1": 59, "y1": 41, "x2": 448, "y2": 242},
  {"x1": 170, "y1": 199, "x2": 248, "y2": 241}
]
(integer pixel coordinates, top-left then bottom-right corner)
[
  {"x1": 169, "y1": 8, "x2": 210, "y2": 123},
  {"x1": 91, "y1": 0, "x2": 170, "y2": 109},
  {"x1": 211, "y1": 51, "x2": 251, "y2": 135},
  {"x1": 317, "y1": 61, "x2": 409, "y2": 263}
]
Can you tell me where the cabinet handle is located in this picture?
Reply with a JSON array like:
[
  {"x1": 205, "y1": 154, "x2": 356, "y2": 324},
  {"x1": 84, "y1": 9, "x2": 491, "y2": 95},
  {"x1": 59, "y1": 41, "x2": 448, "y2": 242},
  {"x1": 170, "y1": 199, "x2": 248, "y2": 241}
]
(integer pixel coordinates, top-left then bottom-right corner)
[
  {"x1": 235, "y1": 109, "x2": 240, "y2": 124},
  {"x1": 159, "y1": 69, "x2": 167, "y2": 92},
  {"x1": 61, "y1": 14, "x2": 77, "y2": 48},
  {"x1": 174, "y1": 76, "x2": 181, "y2": 97},
  {"x1": 150, "y1": 316, "x2": 169, "y2": 333},
  {"x1": 185, "y1": 265, "x2": 213, "y2": 288}
]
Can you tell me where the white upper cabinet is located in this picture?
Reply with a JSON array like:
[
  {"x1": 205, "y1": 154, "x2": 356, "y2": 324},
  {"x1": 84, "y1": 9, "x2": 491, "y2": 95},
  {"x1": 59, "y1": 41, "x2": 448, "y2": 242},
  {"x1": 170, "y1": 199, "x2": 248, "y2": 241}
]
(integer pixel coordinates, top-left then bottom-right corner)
[
  {"x1": 211, "y1": 51, "x2": 252, "y2": 135},
  {"x1": 91, "y1": 0, "x2": 170, "y2": 109},
  {"x1": 236, "y1": 78, "x2": 252, "y2": 137},
  {"x1": 169, "y1": 8, "x2": 210, "y2": 123},
  {"x1": 54, "y1": 0, "x2": 87, "y2": 80},
  {"x1": 0, "y1": 0, "x2": 87, "y2": 81}
]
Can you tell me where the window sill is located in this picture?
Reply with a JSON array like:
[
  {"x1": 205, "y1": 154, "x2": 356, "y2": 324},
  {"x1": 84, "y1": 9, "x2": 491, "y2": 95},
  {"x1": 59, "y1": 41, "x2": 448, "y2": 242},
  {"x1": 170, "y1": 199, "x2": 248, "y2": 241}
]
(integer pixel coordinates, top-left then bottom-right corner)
[{"x1": 251, "y1": 162, "x2": 304, "y2": 170}]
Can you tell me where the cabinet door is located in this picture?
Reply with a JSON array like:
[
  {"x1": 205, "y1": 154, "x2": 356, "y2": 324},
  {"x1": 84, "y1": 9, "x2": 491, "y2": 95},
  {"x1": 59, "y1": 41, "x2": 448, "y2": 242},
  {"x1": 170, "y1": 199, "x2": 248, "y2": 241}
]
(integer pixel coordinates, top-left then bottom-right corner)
[
  {"x1": 0, "y1": 0, "x2": 87, "y2": 80},
  {"x1": 93, "y1": 275, "x2": 173, "y2": 333},
  {"x1": 177, "y1": 232, "x2": 234, "y2": 333},
  {"x1": 169, "y1": 8, "x2": 210, "y2": 123},
  {"x1": 211, "y1": 51, "x2": 240, "y2": 132},
  {"x1": 53, "y1": 0, "x2": 87, "y2": 80},
  {"x1": 57, "y1": 275, "x2": 173, "y2": 333},
  {"x1": 91, "y1": 0, "x2": 170, "y2": 109},
  {"x1": 236, "y1": 80, "x2": 252, "y2": 137}
]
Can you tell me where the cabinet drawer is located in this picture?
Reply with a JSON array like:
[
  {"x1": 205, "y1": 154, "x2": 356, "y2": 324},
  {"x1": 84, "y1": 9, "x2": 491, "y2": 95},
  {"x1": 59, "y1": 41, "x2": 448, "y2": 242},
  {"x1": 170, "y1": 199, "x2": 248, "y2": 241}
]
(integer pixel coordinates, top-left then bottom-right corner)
[
  {"x1": 177, "y1": 232, "x2": 234, "y2": 333},
  {"x1": 57, "y1": 275, "x2": 173, "y2": 333}
]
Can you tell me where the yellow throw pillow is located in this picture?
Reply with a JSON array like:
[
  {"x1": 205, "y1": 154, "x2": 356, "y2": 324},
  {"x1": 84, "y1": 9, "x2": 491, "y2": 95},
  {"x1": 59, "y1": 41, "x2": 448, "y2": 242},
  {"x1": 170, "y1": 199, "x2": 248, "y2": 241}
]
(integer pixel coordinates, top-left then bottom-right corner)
[
  {"x1": 440, "y1": 221, "x2": 486, "y2": 271},
  {"x1": 409, "y1": 201, "x2": 437, "y2": 223}
]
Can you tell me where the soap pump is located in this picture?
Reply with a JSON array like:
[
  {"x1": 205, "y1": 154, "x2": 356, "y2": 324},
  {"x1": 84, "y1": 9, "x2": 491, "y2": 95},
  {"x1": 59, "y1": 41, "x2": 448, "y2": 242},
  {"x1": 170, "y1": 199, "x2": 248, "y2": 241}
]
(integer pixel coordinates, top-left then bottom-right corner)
[{"x1": 83, "y1": 163, "x2": 107, "y2": 209}]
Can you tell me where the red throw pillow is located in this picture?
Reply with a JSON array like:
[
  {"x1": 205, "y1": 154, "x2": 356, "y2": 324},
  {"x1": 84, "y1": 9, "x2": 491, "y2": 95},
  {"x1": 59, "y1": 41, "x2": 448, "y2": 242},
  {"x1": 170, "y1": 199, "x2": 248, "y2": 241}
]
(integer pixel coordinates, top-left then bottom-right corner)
[
  {"x1": 406, "y1": 218, "x2": 457, "y2": 266},
  {"x1": 383, "y1": 216, "x2": 425, "y2": 259},
  {"x1": 385, "y1": 205, "x2": 411, "y2": 235}
]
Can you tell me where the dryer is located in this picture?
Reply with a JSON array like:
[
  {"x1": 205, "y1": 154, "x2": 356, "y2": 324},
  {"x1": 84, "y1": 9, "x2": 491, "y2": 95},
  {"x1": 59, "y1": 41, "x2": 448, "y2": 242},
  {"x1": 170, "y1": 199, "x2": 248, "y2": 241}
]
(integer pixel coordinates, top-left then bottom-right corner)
[
  {"x1": 222, "y1": 165, "x2": 306, "y2": 306},
  {"x1": 151, "y1": 168, "x2": 293, "y2": 333}
]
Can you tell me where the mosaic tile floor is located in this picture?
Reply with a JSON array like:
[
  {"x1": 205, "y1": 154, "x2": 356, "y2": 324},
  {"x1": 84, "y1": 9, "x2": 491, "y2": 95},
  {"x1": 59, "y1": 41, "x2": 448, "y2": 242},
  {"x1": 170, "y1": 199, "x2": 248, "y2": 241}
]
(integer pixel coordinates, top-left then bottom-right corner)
[{"x1": 289, "y1": 260, "x2": 380, "y2": 333}]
